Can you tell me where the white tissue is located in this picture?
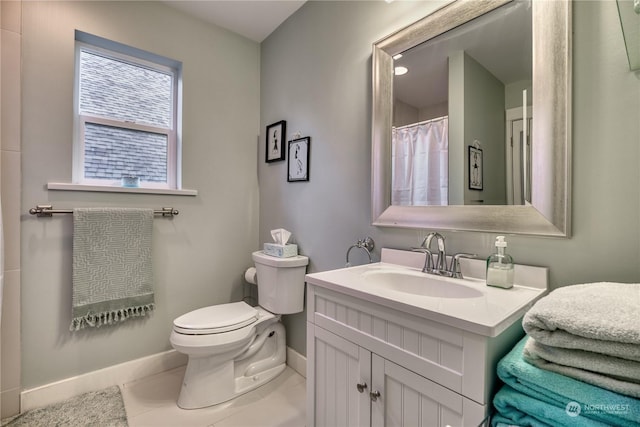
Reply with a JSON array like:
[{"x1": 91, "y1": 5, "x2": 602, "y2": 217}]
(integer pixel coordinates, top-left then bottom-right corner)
[
  {"x1": 271, "y1": 228, "x2": 291, "y2": 245},
  {"x1": 244, "y1": 267, "x2": 257, "y2": 284},
  {"x1": 264, "y1": 228, "x2": 297, "y2": 257}
]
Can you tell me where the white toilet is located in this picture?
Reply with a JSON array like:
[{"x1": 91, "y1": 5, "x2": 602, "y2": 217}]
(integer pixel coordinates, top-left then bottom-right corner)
[{"x1": 170, "y1": 251, "x2": 309, "y2": 409}]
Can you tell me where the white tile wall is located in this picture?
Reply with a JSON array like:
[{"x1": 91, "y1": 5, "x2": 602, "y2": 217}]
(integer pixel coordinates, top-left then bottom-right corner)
[
  {"x1": 1, "y1": 30, "x2": 21, "y2": 154},
  {"x1": 1, "y1": 0, "x2": 22, "y2": 419},
  {"x1": 0, "y1": 1, "x2": 21, "y2": 34}
]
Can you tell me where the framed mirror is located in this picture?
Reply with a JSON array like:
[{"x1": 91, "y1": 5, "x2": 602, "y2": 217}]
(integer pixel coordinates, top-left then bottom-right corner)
[{"x1": 372, "y1": 0, "x2": 571, "y2": 237}]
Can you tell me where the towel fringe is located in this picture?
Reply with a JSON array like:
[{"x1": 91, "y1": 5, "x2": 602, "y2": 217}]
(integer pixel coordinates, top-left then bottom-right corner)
[{"x1": 70, "y1": 303, "x2": 155, "y2": 331}]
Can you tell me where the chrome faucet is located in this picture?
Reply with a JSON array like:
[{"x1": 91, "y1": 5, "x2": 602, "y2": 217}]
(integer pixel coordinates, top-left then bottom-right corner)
[
  {"x1": 412, "y1": 232, "x2": 446, "y2": 273},
  {"x1": 412, "y1": 233, "x2": 476, "y2": 278},
  {"x1": 425, "y1": 232, "x2": 447, "y2": 271}
]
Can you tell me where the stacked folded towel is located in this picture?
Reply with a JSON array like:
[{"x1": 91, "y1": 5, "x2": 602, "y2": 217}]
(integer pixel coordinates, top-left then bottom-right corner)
[
  {"x1": 493, "y1": 338, "x2": 639, "y2": 426},
  {"x1": 491, "y1": 282, "x2": 640, "y2": 426}
]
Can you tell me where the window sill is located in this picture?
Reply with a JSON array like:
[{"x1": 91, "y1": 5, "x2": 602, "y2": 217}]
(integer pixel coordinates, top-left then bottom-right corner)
[{"x1": 47, "y1": 182, "x2": 198, "y2": 196}]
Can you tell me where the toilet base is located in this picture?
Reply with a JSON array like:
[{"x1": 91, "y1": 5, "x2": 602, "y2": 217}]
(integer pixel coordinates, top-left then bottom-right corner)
[
  {"x1": 177, "y1": 320, "x2": 287, "y2": 409},
  {"x1": 235, "y1": 362, "x2": 286, "y2": 400}
]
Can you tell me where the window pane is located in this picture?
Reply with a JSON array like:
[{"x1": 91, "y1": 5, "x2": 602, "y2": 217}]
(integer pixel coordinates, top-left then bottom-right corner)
[
  {"x1": 79, "y1": 50, "x2": 173, "y2": 128},
  {"x1": 84, "y1": 123, "x2": 167, "y2": 183}
]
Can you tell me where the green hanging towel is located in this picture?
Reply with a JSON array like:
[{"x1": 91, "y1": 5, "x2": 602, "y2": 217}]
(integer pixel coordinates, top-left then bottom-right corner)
[{"x1": 71, "y1": 208, "x2": 155, "y2": 331}]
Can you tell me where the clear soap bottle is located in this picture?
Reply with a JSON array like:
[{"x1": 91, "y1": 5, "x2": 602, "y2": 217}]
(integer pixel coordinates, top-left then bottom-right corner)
[{"x1": 486, "y1": 236, "x2": 514, "y2": 289}]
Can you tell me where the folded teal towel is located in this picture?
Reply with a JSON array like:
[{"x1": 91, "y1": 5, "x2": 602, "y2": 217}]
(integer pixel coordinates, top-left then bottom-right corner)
[
  {"x1": 495, "y1": 337, "x2": 640, "y2": 427},
  {"x1": 71, "y1": 208, "x2": 155, "y2": 330},
  {"x1": 492, "y1": 384, "x2": 610, "y2": 427}
]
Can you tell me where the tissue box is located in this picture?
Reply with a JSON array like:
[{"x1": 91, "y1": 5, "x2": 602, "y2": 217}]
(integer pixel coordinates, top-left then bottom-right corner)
[{"x1": 263, "y1": 243, "x2": 298, "y2": 258}]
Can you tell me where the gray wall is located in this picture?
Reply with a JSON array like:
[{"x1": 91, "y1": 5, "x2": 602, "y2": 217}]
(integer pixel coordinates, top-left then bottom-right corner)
[
  {"x1": 21, "y1": 1, "x2": 260, "y2": 389},
  {"x1": 463, "y1": 52, "x2": 506, "y2": 205},
  {"x1": 448, "y1": 50, "x2": 506, "y2": 205},
  {"x1": 505, "y1": 80, "x2": 533, "y2": 110},
  {"x1": 449, "y1": 50, "x2": 465, "y2": 205},
  {"x1": 260, "y1": 0, "x2": 640, "y2": 356}
]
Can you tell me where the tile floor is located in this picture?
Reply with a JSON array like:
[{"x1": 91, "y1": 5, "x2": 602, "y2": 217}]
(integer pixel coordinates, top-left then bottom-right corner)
[{"x1": 122, "y1": 366, "x2": 306, "y2": 427}]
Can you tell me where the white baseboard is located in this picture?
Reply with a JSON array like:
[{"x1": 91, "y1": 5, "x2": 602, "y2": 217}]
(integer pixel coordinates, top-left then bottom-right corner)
[
  {"x1": 286, "y1": 346, "x2": 306, "y2": 378},
  {"x1": 21, "y1": 345, "x2": 306, "y2": 412},
  {"x1": 20, "y1": 349, "x2": 187, "y2": 412}
]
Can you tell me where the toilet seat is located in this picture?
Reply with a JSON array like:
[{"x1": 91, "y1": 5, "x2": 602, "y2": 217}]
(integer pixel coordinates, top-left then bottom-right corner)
[
  {"x1": 170, "y1": 304, "x2": 277, "y2": 358},
  {"x1": 173, "y1": 301, "x2": 259, "y2": 335}
]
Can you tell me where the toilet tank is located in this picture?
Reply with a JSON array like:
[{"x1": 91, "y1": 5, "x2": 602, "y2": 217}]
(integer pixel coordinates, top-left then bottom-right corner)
[{"x1": 252, "y1": 251, "x2": 309, "y2": 314}]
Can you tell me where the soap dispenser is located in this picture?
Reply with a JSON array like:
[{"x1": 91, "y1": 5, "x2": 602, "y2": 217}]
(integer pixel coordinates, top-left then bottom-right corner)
[{"x1": 486, "y1": 236, "x2": 514, "y2": 289}]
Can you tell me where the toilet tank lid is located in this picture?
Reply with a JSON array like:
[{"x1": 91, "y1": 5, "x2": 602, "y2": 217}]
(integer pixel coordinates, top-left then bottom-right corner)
[
  {"x1": 252, "y1": 251, "x2": 309, "y2": 267},
  {"x1": 173, "y1": 301, "x2": 258, "y2": 331}
]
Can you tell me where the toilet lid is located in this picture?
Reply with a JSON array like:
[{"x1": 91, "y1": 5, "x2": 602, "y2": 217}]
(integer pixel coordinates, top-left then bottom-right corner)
[{"x1": 173, "y1": 301, "x2": 259, "y2": 334}]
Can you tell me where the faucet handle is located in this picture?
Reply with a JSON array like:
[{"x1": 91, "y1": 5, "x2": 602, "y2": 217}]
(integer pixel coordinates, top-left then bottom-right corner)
[
  {"x1": 411, "y1": 247, "x2": 432, "y2": 255},
  {"x1": 449, "y1": 253, "x2": 477, "y2": 278},
  {"x1": 411, "y1": 247, "x2": 434, "y2": 272}
]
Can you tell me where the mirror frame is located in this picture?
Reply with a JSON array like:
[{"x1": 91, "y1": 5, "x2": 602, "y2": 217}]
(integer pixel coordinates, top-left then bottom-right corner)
[{"x1": 371, "y1": 0, "x2": 571, "y2": 237}]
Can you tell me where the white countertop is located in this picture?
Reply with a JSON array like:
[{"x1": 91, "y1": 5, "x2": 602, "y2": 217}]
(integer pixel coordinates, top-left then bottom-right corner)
[{"x1": 305, "y1": 249, "x2": 548, "y2": 337}]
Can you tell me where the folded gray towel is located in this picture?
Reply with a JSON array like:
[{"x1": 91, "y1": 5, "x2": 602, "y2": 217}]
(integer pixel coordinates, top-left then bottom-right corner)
[
  {"x1": 523, "y1": 338, "x2": 640, "y2": 398},
  {"x1": 523, "y1": 282, "x2": 640, "y2": 361}
]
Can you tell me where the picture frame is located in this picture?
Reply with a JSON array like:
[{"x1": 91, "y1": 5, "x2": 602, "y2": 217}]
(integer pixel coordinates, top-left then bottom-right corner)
[
  {"x1": 287, "y1": 137, "x2": 310, "y2": 182},
  {"x1": 468, "y1": 145, "x2": 483, "y2": 190},
  {"x1": 265, "y1": 120, "x2": 286, "y2": 163}
]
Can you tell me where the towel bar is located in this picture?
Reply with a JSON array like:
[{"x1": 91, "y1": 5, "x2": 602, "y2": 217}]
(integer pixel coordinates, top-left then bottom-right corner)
[{"x1": 28, "y1": 205, "x2": 179, "y2": 218}]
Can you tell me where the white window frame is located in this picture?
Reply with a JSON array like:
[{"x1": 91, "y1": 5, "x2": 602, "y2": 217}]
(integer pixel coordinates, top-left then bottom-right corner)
[{"x1": 72, "y1": 31, "x2": 182, "y2": 190}]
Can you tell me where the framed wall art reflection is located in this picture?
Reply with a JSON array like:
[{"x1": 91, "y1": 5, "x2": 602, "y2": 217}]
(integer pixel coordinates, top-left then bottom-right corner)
[
  {"x1": 265, "y1": 120, "x2": 286, "y2": 163},
  {"x1": 287, "y1": 137, "x2": 310, "y2": 182},
  {"x1": 468, "y1": 145, "x2": 483, "y2": 190}
]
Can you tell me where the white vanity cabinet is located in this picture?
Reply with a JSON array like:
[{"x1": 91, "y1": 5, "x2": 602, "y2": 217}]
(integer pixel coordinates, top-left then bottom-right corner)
[
  {"x1": 309, "y1": 323, "x2": 483, "y2": 427},
  {"x1": 306, "y1": 283, "x2": 536, "y2": 426},
  {"x1": 308, "y1": 325, "x2": 370, "y2": 426}
]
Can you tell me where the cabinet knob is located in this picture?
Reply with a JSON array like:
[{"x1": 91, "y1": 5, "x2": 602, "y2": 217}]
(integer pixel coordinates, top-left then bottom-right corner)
[
  {"x1": 369, "y1": 390, "x2": 381, "y2": 402},
  {"x1": 356, "y1": 382, "x2": 368, "y2": 393}
]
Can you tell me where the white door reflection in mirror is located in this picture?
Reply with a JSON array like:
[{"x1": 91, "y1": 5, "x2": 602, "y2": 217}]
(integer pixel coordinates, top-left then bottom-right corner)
[{"x1": 506, "y1": 112, "x2": 532, "y2": 205}]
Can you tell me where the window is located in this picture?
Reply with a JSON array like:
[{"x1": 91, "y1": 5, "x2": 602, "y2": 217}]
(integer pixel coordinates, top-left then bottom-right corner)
[{"x1": 73, "y1": 31, "x2": 182, "y2": 189}]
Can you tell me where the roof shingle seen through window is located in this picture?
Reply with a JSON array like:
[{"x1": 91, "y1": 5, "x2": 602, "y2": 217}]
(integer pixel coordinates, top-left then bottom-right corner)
[
  {"x1": 84, "y1": 123, "x2": 167, "y2": 182},
  {"x1": 79, "y1": 51, "x2": 173, "y2": 128},
  {"x1": 78, "y1": 48, "x2": 175, "y2": 184}
]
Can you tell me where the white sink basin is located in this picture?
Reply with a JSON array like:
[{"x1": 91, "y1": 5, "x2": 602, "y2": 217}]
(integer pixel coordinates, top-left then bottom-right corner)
[
  {"x1": 305, "y1": 249, "x2": 549, "y2": 336},
  {"x1": 362, "y1": 269, "x2": 483, "y2": 299}
]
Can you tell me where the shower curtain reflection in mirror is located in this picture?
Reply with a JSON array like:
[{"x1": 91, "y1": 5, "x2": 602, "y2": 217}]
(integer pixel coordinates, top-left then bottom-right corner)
[{"x1": 391, "y1": 116, "x2": 448, "y2": 206}]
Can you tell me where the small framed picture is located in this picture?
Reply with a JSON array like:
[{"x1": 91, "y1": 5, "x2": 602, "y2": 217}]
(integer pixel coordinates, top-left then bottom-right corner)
[
  {"x1": 265, "y1": 120, "x2": 286, "y2": 163},
  {"x1": 468, "y1": 145, "x2": 483, "y2": 190},
  {"x1": 287, "y1": 137, "x2": 310, "y2": 182}
]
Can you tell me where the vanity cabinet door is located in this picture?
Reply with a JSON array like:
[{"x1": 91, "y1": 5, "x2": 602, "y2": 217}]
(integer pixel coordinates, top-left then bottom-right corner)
[
  {"x1": 308, "y1": 324, "x2": 371, "y2": 427},
  {"x1": 371, "y1": 355, "x2": 483, "y2": 427}
]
